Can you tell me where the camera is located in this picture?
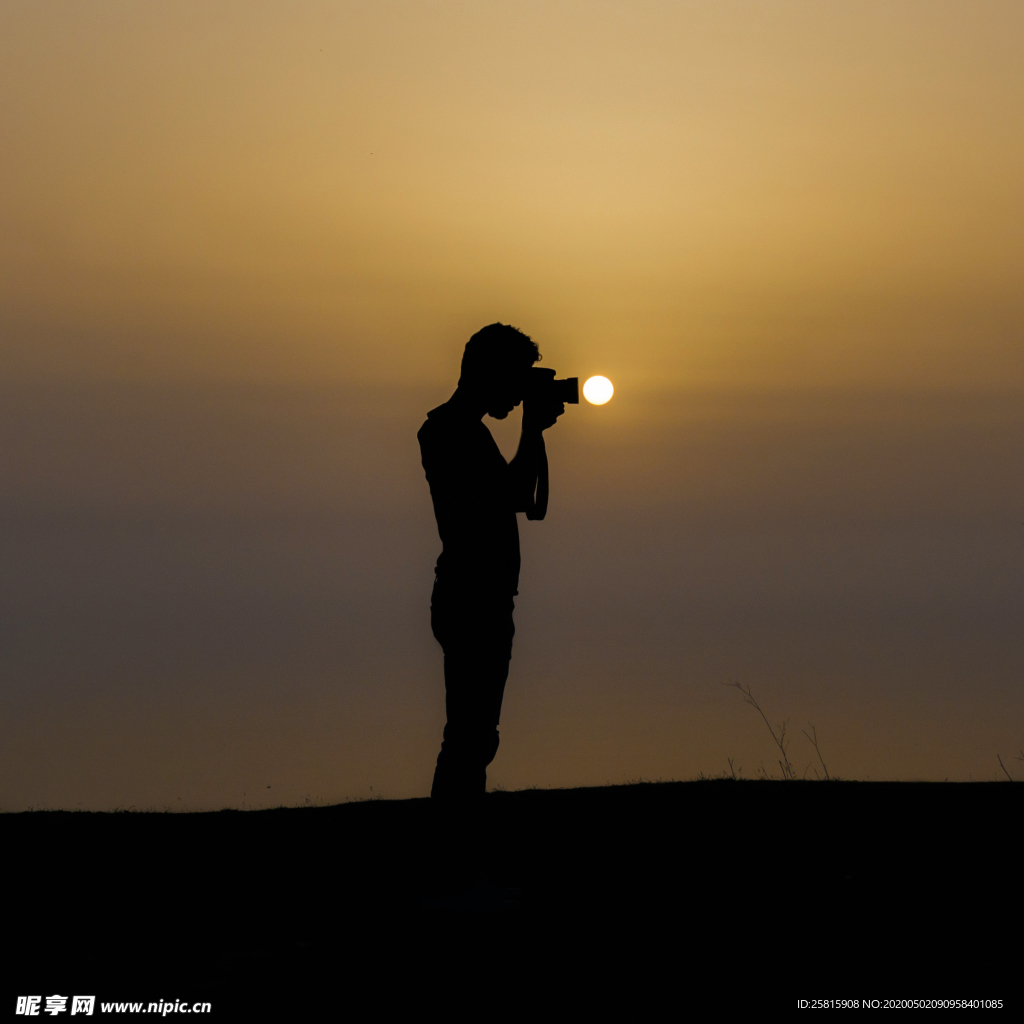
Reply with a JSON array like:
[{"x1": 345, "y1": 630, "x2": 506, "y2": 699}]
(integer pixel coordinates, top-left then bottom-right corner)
[{"x1": 527, "y1": 367, "x2": 579, "y2": 405}]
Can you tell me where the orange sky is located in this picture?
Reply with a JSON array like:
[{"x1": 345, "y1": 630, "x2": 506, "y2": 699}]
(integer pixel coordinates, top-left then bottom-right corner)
[
  {"x1": 2, "y1": 3, "x2": 1022, "y2": 808},
  {"x1": 2, "y1": 1, "x2": 1023, "y2": 390}
]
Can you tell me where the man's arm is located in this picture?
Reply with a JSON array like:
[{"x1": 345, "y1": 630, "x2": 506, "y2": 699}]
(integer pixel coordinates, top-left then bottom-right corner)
[
  {"x1": 509, "y1": 398, "x2": 563, "y2": 517},
  {"x1": 509, "y1": 426, "x2": 545, "y2": 514}
]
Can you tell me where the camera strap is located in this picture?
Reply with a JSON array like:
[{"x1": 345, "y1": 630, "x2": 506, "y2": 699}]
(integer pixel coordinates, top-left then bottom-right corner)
[{"x1": 524, "y1": 442, "x2": 548, "y2": 521}]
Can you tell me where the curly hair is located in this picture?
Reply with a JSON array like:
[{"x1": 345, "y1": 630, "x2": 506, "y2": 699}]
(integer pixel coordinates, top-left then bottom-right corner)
[{"x1": 459, "y1": 323, "x2": 541, "y2": 385}]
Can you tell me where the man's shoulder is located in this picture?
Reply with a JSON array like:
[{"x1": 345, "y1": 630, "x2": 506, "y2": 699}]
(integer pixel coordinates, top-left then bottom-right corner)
[
  {"x1": 418, "y1": 402, "x2": 487, "y2": 445},
  {"x1": 419, "y1": 402, "x2": 448, "y2": 428},
  {"x1": 418, "y1": 404, "x2": 451, "y2": 447}
]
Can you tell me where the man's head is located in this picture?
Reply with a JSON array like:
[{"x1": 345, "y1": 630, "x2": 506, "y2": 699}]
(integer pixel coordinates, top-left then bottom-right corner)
[{"x1": 459, "y1": 323, "x2": 541, "y2": 419}]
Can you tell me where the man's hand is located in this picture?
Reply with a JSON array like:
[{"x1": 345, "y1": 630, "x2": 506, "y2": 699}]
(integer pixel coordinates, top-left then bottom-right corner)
[{"x1": 522, "y1": 396, "x2": 565, "y2": 434}]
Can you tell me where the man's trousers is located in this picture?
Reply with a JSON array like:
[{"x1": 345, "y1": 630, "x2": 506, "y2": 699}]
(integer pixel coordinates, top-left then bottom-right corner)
[{"x1": 430, "y1": 579, "x2": 515, "y2": 801}]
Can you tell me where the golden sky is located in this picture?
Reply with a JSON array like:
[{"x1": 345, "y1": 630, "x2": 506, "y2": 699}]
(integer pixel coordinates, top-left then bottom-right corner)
[
  {"x1": 2, "y1": 3, "x2": 1023, "y2": 808},
  {"x1": 3, "y1": 1, "x2": 1023, "y2": 389}
]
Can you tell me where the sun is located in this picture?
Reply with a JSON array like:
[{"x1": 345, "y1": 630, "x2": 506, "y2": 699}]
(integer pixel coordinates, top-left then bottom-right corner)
[{"x1": 583, "y1": 376, "x2": 614, "y2": 405}]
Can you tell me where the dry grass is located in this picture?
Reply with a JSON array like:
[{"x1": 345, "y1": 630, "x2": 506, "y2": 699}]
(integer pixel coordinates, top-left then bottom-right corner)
[{"x1": 725, "y1": 681, "x2": 838, "y2": 781}]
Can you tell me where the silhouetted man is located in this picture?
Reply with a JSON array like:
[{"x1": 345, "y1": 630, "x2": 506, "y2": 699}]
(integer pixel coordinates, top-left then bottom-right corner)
[{"x1": 419, "y1": 323, "x2": 564, "y2": 804}]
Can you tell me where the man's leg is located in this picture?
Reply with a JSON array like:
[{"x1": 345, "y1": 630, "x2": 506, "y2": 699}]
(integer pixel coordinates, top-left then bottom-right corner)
[{"x1": 430, "y1": 594, "x2": 515, "y2": 801}]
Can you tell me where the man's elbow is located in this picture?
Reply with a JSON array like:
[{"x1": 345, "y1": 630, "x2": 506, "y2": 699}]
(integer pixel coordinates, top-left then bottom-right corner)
[{"x1": 513, "y1": 487, "x2": 540, "y2": 514}]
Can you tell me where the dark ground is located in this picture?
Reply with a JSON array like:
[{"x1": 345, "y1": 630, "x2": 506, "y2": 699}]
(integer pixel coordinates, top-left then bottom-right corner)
[{"x1": 5, "y1": 782, "x2": 1021, "y2": 1017}]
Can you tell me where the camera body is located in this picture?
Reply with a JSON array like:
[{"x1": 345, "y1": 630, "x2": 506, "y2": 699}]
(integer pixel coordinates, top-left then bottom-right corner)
[{"x1": 527, "y1": 367, "x2": 579, "y2": 405}]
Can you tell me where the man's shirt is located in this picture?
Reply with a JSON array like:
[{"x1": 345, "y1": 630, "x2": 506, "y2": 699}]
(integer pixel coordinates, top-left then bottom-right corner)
[{"x1": 418, "y1": 402, "x2": 520, "y2": 596}]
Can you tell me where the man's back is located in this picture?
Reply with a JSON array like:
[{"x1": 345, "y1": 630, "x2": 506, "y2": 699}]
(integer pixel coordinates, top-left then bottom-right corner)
[{"x1": 418, "y1": 401, "x2": 520, "y2": 596}]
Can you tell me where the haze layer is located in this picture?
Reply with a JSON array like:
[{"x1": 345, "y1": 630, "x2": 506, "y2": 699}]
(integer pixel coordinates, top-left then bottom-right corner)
[{"x1": 2, "y1": 2, "x2": 1022, "y2": 807}]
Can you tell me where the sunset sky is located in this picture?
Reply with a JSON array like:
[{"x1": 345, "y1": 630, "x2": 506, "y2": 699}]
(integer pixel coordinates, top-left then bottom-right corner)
[{"x1": 2, "y1": 2, "x2": 1022, "y2": 809}]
